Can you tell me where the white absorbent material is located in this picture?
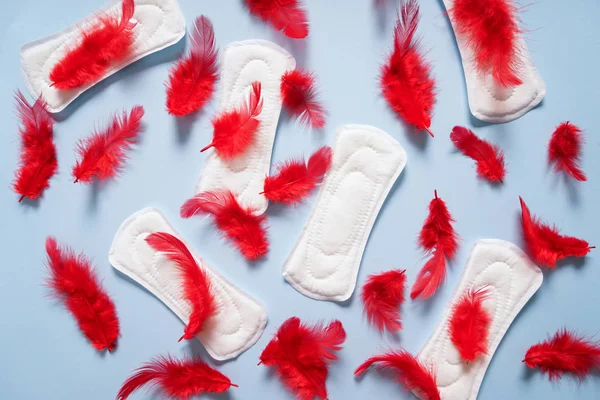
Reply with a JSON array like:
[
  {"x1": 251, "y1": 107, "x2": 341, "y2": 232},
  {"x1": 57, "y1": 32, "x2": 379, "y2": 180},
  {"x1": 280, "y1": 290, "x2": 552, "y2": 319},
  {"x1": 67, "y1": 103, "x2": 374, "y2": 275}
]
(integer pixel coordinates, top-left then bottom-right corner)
[
  {"x1": 442, "y1": 0, "x2": 546, "y2": 123},
  {"x1": 196, "y1": 40, "x2": 296, "y2": 215},
  {"x1": 417, "y1": 239, "x2": 543, "y2": 400},
  {"x1": 282, "y1": 124, "x2": 407, "y2": 302},
  {"x1": 20, "y1": 0, "x2": 186, "y2": 113},
  {"x1": 109, "y1": 208, "x2": 268, "y2": 361}
]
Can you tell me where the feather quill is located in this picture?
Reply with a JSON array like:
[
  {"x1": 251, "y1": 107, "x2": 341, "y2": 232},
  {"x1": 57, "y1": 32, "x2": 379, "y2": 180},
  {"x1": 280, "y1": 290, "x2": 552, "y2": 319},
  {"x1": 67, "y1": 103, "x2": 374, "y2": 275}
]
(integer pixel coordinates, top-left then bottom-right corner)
[
  {"x1": 548, "y1": 122, "x2": 587, "y2": 181},
  {"x1": 450, "y1": 126, "x2": 506, "y2": 183},
  {"x1": 361, "y1": 269, "x2": 406, "y2": 333},
  {"x1": 280, "y1": 69, "x2": 327, "y2": 128},
  {"x1": 244, "y1": 0, "x2": 309, "y2": 39},
  {"x1": 449, "y1": 286, "x2": 492, "y2": 362}
]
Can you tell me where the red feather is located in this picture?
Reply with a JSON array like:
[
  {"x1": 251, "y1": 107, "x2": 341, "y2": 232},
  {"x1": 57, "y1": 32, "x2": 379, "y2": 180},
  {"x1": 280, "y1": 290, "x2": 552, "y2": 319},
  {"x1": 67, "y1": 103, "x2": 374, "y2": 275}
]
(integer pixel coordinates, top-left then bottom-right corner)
[
  {"x1": 72, "y1": 105, "x2": 144, "y2": 183},
  {"x1": 449, "y1": 0, "x2": 522, "y2": 87},
  {"x1": 523, "y1": 328, "x2": 600, "y2": 380},
  {"x1": 450, "y1": 126, "x2": 506, "y2": 183},
  {"x1": 548, "y1": 122, "x2": 587, "y2": 182},
  {"x1": 360, "y1": 269, "x2": 406, "y2": 333},
  {"x1": 519, "y1": 197, "x2": 593, "y2": 268},
  {"x1": 201, "y1": 81, "x2": 263, "y2": 159},
  {"x1": 411, "y1": 190, "x2": 459, "y2": 300},
  {"x1": 117, "y1": 355, "x2": 237, "y2": 400},
  {"x1": 50, "y1": 0, "x2": 136, "y2": 89},
  {"x1": 262, "y1": 146, "x2": 332, "y2": 205},
  {"x1": 449, "y1": 286, "x2": 492, "y2": 362},
  {"x1": 280, "y1": 69, "x2": 327, "y2": 128},
  {"x1": 145, "y1": 232, "x2": 216, "y2": 342},
  {"x1": 259, "y1": 317, "x2": 346, "y2": 400},
  {"x1": 380, "y1": 0, "x2": 436, "y2": 137},
  {"x1": 244, "y1": 0, "x2": 309, "y2": 39},
  {"x1": 180, "y1": 190, "x2": 269, "y2": 260},
  {"x1": 166, "y1": 16, "x2": 219, "y2": 116},
  {"x1": 354, "y1": 349, "x2": 440, "y2": 400},
  {"x1": 12, "y1": 91, "x2": 58, "y2": 202},
  {"x1": 45, "y1": 236, "x2": 120, "y2": 352}
]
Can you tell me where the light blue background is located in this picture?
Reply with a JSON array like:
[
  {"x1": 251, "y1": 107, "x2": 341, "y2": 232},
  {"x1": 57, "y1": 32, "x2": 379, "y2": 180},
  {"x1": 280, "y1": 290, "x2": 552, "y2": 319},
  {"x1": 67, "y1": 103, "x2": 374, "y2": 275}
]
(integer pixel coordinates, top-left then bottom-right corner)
[{"x1": 1, "y1": 1, "x2": 599, "y2": 399}]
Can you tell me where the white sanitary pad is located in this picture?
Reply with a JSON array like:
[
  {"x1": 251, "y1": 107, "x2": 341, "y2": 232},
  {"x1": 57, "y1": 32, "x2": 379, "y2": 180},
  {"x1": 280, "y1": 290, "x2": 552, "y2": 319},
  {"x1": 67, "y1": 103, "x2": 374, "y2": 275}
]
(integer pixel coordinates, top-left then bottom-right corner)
[
  {"x1": 196, "y1": 40, "x2": 296, "y2": 215},
  {"x1": 20, "y1": 0, "x2": 186, "y2": 113},
  {"x1": 282, "y1": 125, "x2": 407, "y2": 302},
  {"x1": 109, "y1": 208, "x2": 268, "y2": 361},
  {"x1": 442, "y1": 0, "x2": 546, "y2": 123},
  {"x1": 417, "y1": 239, "x2": 543, "y2": 400}
]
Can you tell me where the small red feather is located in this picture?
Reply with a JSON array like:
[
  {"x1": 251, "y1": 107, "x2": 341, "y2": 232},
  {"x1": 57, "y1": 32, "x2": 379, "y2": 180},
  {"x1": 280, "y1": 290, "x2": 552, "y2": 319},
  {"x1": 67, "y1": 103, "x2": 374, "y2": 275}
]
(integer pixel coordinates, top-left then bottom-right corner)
[
  {"x1": 361, "y1": 269, "x2": 406, "y2": 333},
  {"x1": 45, "y1": 236, "x2": 120, "y2": 352},
  {"x1": 201, "y1": 81, "x2": 263, "y2": 159},
  {"x1": 380, "y1": 0, "x2": 436, "y2": 137},
  {"x1": 244, "y1": 0, "x2": 309, "y2": 39},
  {"x1": 280, "y1": 69, "x2": 326, "y2": 128},
  {"x1": 354, "y1": 349, "x2": 440, "y2": 400},
  {"x1": 449, "y1": 286, "x2": 492, "y2": 362},
  {"x1": 50, "y1": 0, "x2": 136, "y2": 89},
  {"x1": 180, "y1": 190, "x2": 269, "y2": 260},
  {"x1": 145, "y1": 232, "x2": 216, "y2": 342},
  {"x1": 519, "y1": 197, "x2": 593, "y2": 268},
  {"x1": 166, "y1": 16, "x2": 219, "y2": 116},
  {"x1": 450, "y1": 126, "x2": 506, "y2": 183},
  {"x1": 259, "y1": 317, "x2": 346, "y2": 400},
  {"x1": 262, "y1": 146, "x2": 332, "y2": 205},
  {"x1": 523, "y1": 328, "x2": 600, "y2": 381},
  {"x1": 72, "y1": 105, "x2": 144, "y2": 183},
  {"x1": 548, "y1": 122, "x2": 587, "y2": 182},
  {"x1": 450, "y1": 0, "x2": 522, "y2": 87},
  {"x1": 12, "y1": 91, "x2": 58, "y2": 202},
  {"x1": 117, "y1": 354, "x2": 237, "y2": 400}
]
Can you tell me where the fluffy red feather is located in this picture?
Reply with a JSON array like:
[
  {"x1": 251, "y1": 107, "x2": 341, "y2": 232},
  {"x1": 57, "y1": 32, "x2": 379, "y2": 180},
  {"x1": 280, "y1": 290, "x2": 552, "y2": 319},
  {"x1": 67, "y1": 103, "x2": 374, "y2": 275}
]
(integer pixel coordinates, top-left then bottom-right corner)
[
  {"x1": 145, "y1": 232, "x2": 216, "y2": 342},
  {"x1": 355, "y1": 349, "x2": 440, "y2": 400},
  {"x1": 180, "y1": 190, "x2": 269, "y2": 260},
  {"x1": 72, "y1": 105, "x2": 144, "y2": 183},
  {"x1": 361, "y1": 269, "x2": 406, "y2": 333},
  {"x1": 262, "y1": 145, "x2": 332, "y2": 205},
  {"x1": 449, "y1": 0, "x2": 522, "y2": 87},
  {"x1": 450, "y1": 126, "x2": 506, "y2": 183},
  {"x1": 244, "y1": 0, "x2": 309, "y2": 39},
  {"x1": 280, "y1": 69, "x2": 327, "y2": 128},
  {"x1": 50, "y1": 0, "x2": 136, "y2": 89},
  {"x1": 548, "y1": 122, "x2": 587, "y2": 182},
  {"x1": 380, "y1": 0, "x2": 436, "y2": 137},
  {"x1": 259, "y1": 317, "x2": 346, "y2": 400},
  {"x1": 449, "y1": 286, "x2": 492, "y2": 362},
  {"x1": 201, "y1": 81, "x2": 263, "y2": 159},
  {"x1": 117, "y1": 355, "x2": 237, "y2": 400},
  {"x1": 12, "y1": 91, "x2": 58, "y2": 202},
  {"x1": 520, "y1": 197, "x2": 593, "y2": 268},
  {"x1": 411, "y1": 190, "x2": 459, "y2": 300},
  {"x1": 166, "y1": 16, "x2": 219, "y2": 116},
  {"x1": 523, "y1": 328, "x2": 600, "y2": 381},
  {"x1": 45, "y1": 236, "x2": 120, "y2": 352}
]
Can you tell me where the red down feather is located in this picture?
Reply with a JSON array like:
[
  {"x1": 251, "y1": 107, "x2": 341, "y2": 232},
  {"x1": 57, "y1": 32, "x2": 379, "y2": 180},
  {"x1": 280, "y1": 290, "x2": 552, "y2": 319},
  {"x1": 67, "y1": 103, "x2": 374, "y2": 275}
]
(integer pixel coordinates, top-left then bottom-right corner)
[
  {"x1": 361, "y1": 269, "x2": 406, "y2": 333},
  {"x1": 449, "y1": 286, "x2": 492, "y2": 362},
  {"x1": 548, "y1": 122, "x2": 587, "y2": 182},
  {"x1": 450, "y1": 126, "x2": 506, "y2": 183},
  {"x1": 244, "y1": 0, "x2": 309, "y2": 39},
  {"x1": 280, "y1": 69, "x2": 327, "y2": 128}
]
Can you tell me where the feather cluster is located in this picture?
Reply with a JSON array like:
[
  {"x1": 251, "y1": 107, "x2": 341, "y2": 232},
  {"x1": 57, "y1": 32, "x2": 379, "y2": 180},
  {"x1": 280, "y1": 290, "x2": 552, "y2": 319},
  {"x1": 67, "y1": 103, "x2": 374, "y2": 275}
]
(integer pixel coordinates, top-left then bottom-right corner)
[
  {"x1": 72, "y1": 105, "x2": 144, "y2": 183},
  {"x1": 355, "y1": 349, "x2": 440, "y2": 400},
  {"x1": 360, "y1": 269, "x2": 406, "y2": 333},
  {"x1": 181, "y1": 190, "x2": 269, "y2": 260},
  {"x1": 262, "y1": 146, "x2": 332, "y2": 205},
  {"x1": 117, "y1": 355, "x2": 237, "y2": 400},
  {"x1": 166, "y1": 16, "x2": 219, "y2": 116},
  {"x1": 380, "y1": 0, "x2": 436, "y2": 136},
  {"x1": 12, "y1": 91, "x2": 58, "y2": 202},
  {"x1": 259, "y1": 317, "x2": 346, "y2": 400},
  {"x1": 244, "y1": 0, "x2": 309, "y2": 39},
  {"x1": 145, "y1": 232, "x2": 216, "y2": 342},
  {"x1": 280, "y1": 69, "x2": 327, "y2": 128},
  {"x1": 449, "y1": 286, "x2": 491, "y2": 362},
  {"x1": 450, "y1": 126, "x2": 506, "y2": 183},
  {"x1": 45, "y1": 237, "x2": 120, "y2": 352},
  {"x1": 50, "y1": 0, "x2": 136, "y2": 89},
  {"x1": 548, "y1": 122, "x2": 587, "y2": 182},
  {"x1": 520, "y1": 197, "x2": 593, "y2": 268}
]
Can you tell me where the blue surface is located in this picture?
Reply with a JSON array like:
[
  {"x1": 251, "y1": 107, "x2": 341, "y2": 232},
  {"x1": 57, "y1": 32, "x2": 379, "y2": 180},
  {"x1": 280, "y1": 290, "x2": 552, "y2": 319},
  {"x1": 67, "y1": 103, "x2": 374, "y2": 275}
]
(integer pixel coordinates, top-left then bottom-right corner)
[{"x1": 1, "y1": 1, "x2": 599, "y2": 399}]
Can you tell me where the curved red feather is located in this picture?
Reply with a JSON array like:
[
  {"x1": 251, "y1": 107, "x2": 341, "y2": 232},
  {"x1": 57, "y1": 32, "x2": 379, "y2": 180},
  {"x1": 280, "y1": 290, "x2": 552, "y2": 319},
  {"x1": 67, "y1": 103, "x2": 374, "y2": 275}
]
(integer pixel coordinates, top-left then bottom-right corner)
[
  {"x1": 548, "y1": 122, "x2": 587, "y2": 182},
  {"x1": 410, "y1": 248, "x2": 446, "y2": 301},
  {"x1": 45, "y1": 237, "x2": 120, "y2": 352},
  {"x1": 244, "y1": 0, "x2": 309, "y2": 39},
  {"x1": 449, "y1": 286, "x2": 492, "y2": 362},
  {"x1": 361, "y1": 269, "x2": 406, "y2": 333},
  {"x1": 450, "y1": 126, "x2": 506, "y2": 183},
  {"x1": 50, "y1": 0, "x2": 136, "y2": 89},
  {"x1": 145, "y1": 232, "x2": 216, "y2": 342},
  {"x1": 280, "y1": 69, "x2": 326, "y2": 128}
]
